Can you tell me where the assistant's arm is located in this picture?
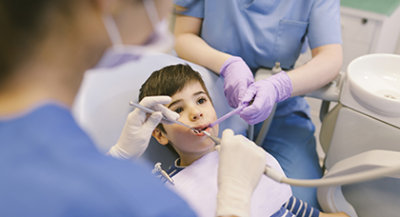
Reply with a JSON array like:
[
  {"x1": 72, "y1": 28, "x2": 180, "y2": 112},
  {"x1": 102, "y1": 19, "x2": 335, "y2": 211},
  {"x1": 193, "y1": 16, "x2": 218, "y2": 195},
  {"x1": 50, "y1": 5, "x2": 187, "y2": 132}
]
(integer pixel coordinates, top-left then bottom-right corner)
[
  {"x1": 288, "y1": 0, "x2": 343, "y2": 96},
  {"x1": 239, "y1": 44, "x2": 342, "y2": 125},
  {"x1": 287, "y1": 44, "x2": 342, "y2": 97},
  {"x1": 238, "y1": 0, "x2": 343, "y2": 124},
  {"x1": 175, "y1": 3, "x2": 342, "y2": 98},
  {"x1": 174, "y1": 7, "x2": 254, "y2": 108}
]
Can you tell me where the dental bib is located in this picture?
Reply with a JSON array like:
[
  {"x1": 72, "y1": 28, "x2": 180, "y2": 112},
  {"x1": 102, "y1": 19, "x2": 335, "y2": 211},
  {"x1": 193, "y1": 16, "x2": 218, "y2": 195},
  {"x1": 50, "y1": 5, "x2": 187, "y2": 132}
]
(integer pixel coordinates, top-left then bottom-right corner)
[{"x1": 165, "y1": 150, "x2": 292, "y2": 217}]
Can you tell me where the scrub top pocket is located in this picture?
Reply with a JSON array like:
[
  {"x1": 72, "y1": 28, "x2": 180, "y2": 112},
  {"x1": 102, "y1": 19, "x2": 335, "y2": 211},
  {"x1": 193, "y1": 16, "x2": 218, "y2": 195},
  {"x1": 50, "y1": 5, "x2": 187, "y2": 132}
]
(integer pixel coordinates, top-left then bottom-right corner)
[{"x1": 272, "y1": 19, "x2": 308, "y2": 69}]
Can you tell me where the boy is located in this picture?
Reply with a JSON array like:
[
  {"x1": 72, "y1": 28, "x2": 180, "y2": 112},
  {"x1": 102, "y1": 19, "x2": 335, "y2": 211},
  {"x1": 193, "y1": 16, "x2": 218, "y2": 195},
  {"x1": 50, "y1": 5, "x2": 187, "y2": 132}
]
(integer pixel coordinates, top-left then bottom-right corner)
[{"x1": 139, "y1": 64, "x2": 348, "y2": 217}]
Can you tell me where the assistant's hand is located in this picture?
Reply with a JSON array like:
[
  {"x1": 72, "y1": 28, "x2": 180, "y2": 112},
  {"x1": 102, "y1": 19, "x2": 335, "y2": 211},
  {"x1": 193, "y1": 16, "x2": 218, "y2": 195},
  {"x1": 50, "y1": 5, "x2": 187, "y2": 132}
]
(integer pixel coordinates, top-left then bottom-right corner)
[
  {"x1": 215, "y1": 129, "x2": 267, "y2": 217},
  {"x1": 220, "y1": 56, "x2": 254, "y2": 108},
  {"x1": 239, "y1": 71, "x2": 293, "y2": 125},
  {"x1": 108, "y1": 96, "x2": 179, "y2": 160}
]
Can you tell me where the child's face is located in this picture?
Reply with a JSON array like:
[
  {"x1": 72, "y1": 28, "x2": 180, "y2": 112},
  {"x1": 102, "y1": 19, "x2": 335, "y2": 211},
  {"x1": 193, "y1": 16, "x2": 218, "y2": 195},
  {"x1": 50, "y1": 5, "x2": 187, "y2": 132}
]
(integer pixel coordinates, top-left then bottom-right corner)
[{"x1": 153, "y1": 81, "x2": 218, "y2": 157}]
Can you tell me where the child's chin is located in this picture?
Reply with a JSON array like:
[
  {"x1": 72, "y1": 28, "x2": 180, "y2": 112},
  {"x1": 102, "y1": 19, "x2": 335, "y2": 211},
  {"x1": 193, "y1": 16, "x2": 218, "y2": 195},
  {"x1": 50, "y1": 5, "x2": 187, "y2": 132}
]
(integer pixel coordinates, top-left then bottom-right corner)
[{"x1": 195, "y1": 145, "x2": 216, "y2": 154}]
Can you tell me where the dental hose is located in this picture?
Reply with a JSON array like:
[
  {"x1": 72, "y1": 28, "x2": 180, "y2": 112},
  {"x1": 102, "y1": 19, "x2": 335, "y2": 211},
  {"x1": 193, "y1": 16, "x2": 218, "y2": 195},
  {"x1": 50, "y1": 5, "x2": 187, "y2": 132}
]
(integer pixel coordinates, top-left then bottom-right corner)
[{"x1": 264, "y1": 164, "x2": 400, "y2": 187}]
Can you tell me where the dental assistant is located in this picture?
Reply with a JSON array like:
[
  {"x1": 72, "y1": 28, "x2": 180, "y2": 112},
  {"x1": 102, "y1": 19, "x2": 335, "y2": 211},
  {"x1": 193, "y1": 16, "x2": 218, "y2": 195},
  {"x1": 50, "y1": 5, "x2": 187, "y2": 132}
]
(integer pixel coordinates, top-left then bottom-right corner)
[
  {"x1": 0, "y1": 0, "x2": 267, "y2": 216},
  {"x1": 174, "y1": 0, "x2": 343, "y2": 209}
]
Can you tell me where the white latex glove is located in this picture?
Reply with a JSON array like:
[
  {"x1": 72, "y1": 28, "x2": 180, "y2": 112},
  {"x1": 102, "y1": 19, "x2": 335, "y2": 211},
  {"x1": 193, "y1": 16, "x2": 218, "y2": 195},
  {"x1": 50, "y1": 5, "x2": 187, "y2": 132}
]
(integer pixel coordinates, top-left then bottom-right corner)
[
  {"x1": 108, "y1": 96, "x2": 179, "y2": 160},
  {"x1": 215, "y1": 129, "x2": 267, "y2": 217}
]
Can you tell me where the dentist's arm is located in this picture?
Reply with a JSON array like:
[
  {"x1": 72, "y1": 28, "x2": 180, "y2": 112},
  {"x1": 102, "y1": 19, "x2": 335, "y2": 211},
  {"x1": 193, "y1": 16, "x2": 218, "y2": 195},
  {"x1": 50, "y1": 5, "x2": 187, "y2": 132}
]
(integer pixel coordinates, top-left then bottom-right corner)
[
  {"x1": 108, "y1": 96, "x2": 179, "y2": 159},
  {"x1": 216, "y1": 129, "x2": 267, "y2": 217}
]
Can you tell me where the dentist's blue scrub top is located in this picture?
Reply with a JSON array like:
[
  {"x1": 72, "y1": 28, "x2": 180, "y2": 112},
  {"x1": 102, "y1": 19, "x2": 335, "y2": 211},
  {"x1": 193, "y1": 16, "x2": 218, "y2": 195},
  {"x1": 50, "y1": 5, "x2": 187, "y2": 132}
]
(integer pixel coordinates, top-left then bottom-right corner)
[
  {"x1": 0, "y1": 103, "x2": 196, "y2": 217},
  {"x1": 175, "y1": 0, "x2": 342, "y2": 209}
]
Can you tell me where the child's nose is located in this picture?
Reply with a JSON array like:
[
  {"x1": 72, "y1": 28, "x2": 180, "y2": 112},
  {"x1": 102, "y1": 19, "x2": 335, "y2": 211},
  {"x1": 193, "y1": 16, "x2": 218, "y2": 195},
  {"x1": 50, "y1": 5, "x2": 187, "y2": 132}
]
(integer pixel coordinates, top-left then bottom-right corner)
[{"x1": 189, "y1": 107, "x2": 203, "y2": 121}]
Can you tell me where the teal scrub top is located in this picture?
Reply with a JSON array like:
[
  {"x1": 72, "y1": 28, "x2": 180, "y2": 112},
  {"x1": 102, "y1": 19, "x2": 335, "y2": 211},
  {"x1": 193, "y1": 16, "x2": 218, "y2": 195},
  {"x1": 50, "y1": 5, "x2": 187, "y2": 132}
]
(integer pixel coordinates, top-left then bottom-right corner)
[{"x1": 175, "y1": 0, "x2": 342, "y2": 70}]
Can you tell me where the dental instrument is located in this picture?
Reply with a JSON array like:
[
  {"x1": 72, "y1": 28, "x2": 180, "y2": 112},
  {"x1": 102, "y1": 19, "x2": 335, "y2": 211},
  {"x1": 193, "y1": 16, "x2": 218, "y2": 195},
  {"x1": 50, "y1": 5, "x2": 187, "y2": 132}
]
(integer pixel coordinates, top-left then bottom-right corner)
[
  {"x1": 129, "y1": 101, "x2": 200, "y2": 133},
  {"x1": 208, "y1": 102, "x2": 249, "y2": 128},
  {"x1": 202, "y1": 131, "x2": 221, "y2": 145},
  {"x1": 152, "y1": 162, "x2": 174, "y2": 185}
]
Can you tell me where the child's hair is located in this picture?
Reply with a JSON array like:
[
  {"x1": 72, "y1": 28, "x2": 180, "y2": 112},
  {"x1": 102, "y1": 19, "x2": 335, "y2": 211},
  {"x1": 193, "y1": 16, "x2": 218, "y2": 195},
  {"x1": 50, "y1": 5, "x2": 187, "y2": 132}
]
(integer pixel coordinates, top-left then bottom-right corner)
[{"x1": 139, "y1": 64, "x2": 212, "y2": 134}]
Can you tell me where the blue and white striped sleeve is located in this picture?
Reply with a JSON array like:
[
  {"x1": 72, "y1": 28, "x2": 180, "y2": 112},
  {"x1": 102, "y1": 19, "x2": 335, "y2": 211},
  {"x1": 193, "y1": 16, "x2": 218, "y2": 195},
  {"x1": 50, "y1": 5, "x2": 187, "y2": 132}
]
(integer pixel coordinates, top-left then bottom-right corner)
[
  {"x1": 270, "y1": 206, "x2": 296, "y2": 217},
  {"x1": 282, "y1": 196, "x2": 320, "y2": 217}
]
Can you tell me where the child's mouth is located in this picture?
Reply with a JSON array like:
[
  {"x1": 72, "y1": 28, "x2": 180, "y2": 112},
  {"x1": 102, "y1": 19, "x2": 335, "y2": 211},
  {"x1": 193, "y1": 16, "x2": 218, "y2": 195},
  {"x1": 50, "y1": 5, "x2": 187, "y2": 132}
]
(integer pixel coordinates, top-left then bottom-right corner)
[{"x1": 194, "y1": 126, "x2": 210, "y2": 136}]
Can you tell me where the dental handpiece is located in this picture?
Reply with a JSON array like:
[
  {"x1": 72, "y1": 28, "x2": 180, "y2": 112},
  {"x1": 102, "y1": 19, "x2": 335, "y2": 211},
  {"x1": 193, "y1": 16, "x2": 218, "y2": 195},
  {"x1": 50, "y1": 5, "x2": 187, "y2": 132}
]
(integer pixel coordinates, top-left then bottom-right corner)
[
  {"x1": 129, "y1": 101, "x2": 200, "y2": 133},
  {"x1": 202, "y1": 131, "x2": 221, "y2": 145}
]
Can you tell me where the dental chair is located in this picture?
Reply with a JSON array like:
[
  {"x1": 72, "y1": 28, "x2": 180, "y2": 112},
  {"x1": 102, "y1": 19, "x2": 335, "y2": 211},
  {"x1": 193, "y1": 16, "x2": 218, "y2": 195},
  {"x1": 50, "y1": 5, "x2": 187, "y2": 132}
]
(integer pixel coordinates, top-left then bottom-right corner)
[
  {"x1": 72, "y1": 52, "x2": 248, "y2": 168},
  {"x1": 73, "y1": 52, "x2": 400, "y2": 217}
]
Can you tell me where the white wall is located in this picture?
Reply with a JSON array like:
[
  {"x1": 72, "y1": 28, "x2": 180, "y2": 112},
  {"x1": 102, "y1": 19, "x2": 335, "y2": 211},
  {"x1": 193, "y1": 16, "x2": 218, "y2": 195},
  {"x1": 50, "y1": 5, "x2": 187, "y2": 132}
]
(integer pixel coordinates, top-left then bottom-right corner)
[{"x1": 396, "y1": 35, "x2": 400, "y2": 54}]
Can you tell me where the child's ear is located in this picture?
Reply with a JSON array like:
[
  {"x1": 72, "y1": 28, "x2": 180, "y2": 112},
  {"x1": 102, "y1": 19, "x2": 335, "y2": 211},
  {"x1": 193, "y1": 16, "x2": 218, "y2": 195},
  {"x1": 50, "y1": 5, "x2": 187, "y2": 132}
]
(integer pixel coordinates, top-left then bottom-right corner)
[{"x1": 152, "y1": 128, "x2": 169, "y2": 145}]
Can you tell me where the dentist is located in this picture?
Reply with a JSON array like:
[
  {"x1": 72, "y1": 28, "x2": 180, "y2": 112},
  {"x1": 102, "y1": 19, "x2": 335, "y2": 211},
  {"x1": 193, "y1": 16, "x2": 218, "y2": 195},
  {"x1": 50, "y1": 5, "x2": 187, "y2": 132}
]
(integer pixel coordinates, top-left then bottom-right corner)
[{"x1": 0, "y1": 0, "x2": 266, "y2": 216}]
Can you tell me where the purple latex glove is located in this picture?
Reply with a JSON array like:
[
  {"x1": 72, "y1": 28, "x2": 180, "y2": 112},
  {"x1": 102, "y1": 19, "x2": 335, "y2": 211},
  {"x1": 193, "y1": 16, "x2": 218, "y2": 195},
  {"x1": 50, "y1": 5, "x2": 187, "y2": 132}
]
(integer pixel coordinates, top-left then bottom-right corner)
[
  {"x1": 220, "y1": 56, "x2": 254, "y2": 108},
  {"x1": 239, "y1": 71, "x2": 293, "y2": 125}
]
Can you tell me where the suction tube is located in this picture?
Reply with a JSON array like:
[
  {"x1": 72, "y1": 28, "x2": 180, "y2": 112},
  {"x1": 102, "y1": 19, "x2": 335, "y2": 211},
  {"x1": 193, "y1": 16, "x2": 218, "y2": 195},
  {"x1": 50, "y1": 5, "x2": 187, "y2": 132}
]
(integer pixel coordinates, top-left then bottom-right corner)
[{"x1": 265, "y1": 164, "x2": 400, "y2": 187}]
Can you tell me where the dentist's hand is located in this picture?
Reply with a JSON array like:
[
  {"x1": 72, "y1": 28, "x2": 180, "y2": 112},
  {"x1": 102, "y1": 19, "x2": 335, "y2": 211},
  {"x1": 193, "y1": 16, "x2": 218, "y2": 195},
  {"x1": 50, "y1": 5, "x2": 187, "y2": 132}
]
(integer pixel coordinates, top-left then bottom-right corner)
[
  {"x1": 215, "y1": 129, "x2": 267, "y2": 217},
  {"x1": 220, "y1": 56, "x2": 254, "y2": 108},
  {"x1": 239, "y1": 71, "x2": 293, "y2": 125},
  {"x1": 108, "y1": 96, "x2": 179, "y2": 160}
]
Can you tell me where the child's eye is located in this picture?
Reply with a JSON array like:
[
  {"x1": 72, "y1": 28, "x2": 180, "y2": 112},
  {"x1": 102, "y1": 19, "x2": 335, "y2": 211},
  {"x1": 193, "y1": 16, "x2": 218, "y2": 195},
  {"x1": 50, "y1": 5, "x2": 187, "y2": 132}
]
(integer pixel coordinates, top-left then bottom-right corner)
[
  {"x1": 174, "y1": 107, "x2": 183, "y2": 114},
  {"x1": 197, "y1": 97, "x2": 207, "y2": 104}
]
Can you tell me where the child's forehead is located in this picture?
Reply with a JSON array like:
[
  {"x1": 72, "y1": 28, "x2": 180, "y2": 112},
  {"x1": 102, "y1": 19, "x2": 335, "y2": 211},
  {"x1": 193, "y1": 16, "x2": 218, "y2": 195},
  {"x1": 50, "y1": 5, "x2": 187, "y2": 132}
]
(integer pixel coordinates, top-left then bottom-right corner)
[{"x1": 171, "y1": 81, "x2": 206, "y2": 98}]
